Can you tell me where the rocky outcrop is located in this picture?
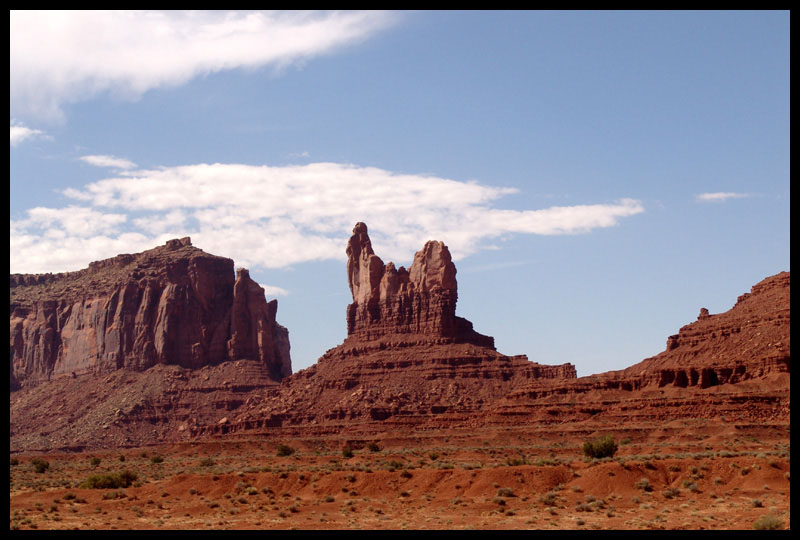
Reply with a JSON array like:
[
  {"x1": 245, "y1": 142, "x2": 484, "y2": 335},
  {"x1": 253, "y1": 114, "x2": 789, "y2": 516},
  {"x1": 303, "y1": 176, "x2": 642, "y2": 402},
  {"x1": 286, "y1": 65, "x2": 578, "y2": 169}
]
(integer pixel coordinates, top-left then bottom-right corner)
[
  {"x1": 10, "y1": 238, "x2": 290, "y2": 390},
  {"x1": 494, "y1": 271, "x2": 790, "y2": 408},
  {"x1": 228, "y1": 269, "x2": 291, "y2": 380},
  {"x1": 218, "y1": 223, "x2": 577, "y2": 432},
  {"x1": 345, "y1": 222, "x2": 493, "y2": 347},
  {"x1": 627, "y1": 271, "x2": 790, "y2": 388}
]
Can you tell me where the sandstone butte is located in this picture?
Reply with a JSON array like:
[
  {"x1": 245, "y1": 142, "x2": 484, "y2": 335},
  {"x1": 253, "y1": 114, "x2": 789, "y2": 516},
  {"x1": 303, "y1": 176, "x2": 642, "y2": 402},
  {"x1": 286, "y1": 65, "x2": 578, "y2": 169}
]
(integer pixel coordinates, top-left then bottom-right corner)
[
  {"x1": 10, "y1": 237, "x2": 291, "y2": 390},
  {"x1": 9, "y1": 225, "x2": 790, "y2": 453}
]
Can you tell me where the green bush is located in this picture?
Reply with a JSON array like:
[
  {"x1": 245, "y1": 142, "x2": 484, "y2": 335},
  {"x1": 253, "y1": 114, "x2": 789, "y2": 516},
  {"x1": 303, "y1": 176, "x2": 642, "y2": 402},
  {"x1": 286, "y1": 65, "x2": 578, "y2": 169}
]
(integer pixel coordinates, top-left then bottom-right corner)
[
  {"x1": 276, "y1": 444, "x2": 295, "y2": 457},
  {"x1": 753, "y1": 514, "x2": 783, "y2": 530},
  {"x1": 79, "y1": 470, "x2": 138, "y2": 489},
  {"x1": 635, "y1": 477, "x2": 652, "y2": 492},
  {"x1": 90, "y1": 457, "x2": 101, "y2": 467},
  {"x1": 31, "y1": 458, "x2": 50, "y2": 474},
  {"x1": 199, "y1": 457, "x2": 215, "y2": 467},
  {"x1": 496, "y1": 487, "x2": 515, "y2": 498},
  {"x1": 342, "y1": 445, "x2": 354, "y2": 459},
  {"x1": 367, "y1": 442, "x2": 381, "y2": 453},
  {"x1": 150, "y1": 455, "x2": 164, "y2": 464},
  {"x1": 582, "y1": 436, "x2": 618, "y2": 459}
]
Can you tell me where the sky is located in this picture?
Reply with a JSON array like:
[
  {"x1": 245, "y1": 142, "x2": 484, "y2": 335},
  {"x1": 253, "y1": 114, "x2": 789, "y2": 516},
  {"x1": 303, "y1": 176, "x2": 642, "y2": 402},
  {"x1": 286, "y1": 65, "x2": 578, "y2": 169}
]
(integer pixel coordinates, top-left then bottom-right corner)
[{"x1": 10, "y1": 10, "x2": 790, "y2": 377}]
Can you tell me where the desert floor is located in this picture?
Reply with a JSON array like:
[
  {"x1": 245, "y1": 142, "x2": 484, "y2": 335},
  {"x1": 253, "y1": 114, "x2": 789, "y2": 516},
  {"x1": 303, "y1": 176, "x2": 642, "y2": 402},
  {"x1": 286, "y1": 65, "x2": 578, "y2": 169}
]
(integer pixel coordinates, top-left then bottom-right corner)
[{"x1": 10, "y1": 420, "x2": 790, "y2": 530}]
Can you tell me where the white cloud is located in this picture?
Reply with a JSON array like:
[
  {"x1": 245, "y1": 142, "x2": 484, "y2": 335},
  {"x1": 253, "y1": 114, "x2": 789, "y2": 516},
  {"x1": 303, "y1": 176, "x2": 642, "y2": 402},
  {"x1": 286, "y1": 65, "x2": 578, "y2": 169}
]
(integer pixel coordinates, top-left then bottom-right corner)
[
  {"x1": 695, "y1": 192, "x2": 750, "y2": 202},
  {"x1": 10, "y1": 10, "x2": 398, "y2": 121},
  {"x1": 10, "y1": 162, "x2": 644, "y2": 275},
  {"x1": 79, "y1": 154, "x2": 137, "y2": 170},
  {"x1": 10, "y1": 121, "x2": 47, "y2": 146},
  {"x1": 13, "y1": 206, "x2": 128, "y2": 238},
  {"x1": 261, "y1": 284, "x2": 289, "y2": 297}
]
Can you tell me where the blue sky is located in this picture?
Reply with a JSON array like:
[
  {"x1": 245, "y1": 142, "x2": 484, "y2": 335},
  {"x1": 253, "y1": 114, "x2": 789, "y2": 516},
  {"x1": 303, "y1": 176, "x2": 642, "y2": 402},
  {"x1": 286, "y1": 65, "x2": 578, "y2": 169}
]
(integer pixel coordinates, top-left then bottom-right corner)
[{"x1": 10, "y1": 10, "x2": 790, "y2": 376}]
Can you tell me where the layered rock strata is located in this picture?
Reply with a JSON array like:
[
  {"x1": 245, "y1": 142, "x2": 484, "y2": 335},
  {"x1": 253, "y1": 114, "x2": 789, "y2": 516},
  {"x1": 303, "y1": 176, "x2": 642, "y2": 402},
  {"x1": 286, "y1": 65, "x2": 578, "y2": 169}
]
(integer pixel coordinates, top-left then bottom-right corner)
[
  {"x1": 345, "y1": 222, "x2": 493, "y2": 347},
  {"x1": 10, "y1": 238, "x2": 290, "y2": 389},
  {"x1": 487, "y1": 271, "x2": 790, "y2": 425},
  {"x1": 216, "y1": 223, "x2": 577, "y2": 432}
]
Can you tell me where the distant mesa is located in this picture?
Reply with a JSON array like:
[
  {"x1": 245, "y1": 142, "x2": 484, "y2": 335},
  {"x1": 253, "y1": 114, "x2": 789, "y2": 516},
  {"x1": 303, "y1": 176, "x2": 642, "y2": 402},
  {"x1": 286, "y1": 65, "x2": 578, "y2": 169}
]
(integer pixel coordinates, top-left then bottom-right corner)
[
  {"x1": 8, "y1": 226, "x2": 789, "y2": 453},
  {"x1": 10, "y1": 238, "x2": 291, "y2": 390}
]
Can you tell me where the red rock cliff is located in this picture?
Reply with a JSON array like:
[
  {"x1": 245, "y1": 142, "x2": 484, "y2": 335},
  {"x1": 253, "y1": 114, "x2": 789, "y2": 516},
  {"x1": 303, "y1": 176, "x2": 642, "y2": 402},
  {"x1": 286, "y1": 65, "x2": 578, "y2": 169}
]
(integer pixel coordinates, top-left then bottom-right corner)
[
  {"x1": 10, "y1": 238, "x2": 291, "y2": 389},
  {"x1": 345, "y1": 222, "x2": 493, "y2": 347},
  {"x1": 227, "y1": 223, "x2": 576, "y2": 431}
]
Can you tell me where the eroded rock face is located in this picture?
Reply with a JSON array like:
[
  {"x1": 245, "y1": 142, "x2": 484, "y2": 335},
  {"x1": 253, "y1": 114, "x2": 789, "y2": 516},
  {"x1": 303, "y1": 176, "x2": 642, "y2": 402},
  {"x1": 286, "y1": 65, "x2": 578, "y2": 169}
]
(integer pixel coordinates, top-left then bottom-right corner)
[
  {"x1": 224, "y1": 222, "x2": 577, "y2": 430},
  {"x1": 345, "y1": 222, "x2": 492, "y2": 347},
  {"x1": 497, "y1": 271, "x2": 791, "y2": 407},
  {"x1": 10, "y1": 238, "x2": 291, "y2": 389}
]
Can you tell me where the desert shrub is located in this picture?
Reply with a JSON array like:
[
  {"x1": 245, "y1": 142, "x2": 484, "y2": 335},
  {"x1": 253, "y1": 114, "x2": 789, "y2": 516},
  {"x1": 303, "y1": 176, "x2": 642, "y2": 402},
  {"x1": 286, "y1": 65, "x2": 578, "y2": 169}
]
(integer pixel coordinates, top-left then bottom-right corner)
[
  {"x1": 118, "y1": 455, "x2": 125, "y2": 462},
  {"x1": 90, "y1": 457, "x2": 101, "y2": 467},
  {"x1": 342, "y1": 445, "x2": 354, "y2": 459},
  {"x1": 539, "y1": 491, "x2": 558, "y2": 506},
  {"x1": 428, "y1": 452, "x2": 440, "y2": 461},
  {"x1": 150, "y1": 455, "x2": 164, "y2": 464},
  {"x1": 751, "y1": 499, "x2": 763, "y2": 508},
  {"x1": 199, "y1": 457, "x2": 215, "y2": 467},
  {"x1": 496, "y1": 487, "x2": 515, "y2": 497},
  {"x1": 10, "y1": 457, "x2": 19, "y2": 466},
  {"x1": 400, "y1": 469, "x2": 412, "y2": 479},
  {"x1": 31, "y1": 458, "x2": 50, "y2": 474},
  {"x1": 79, "y1": 470, "x2": 138, "y2": 489},
  {"x1": 367, "y1": 442, "x2": 381, "y2": 452},
  {"x1": 752, "y1": 514, "x2": 783, "y2": 530},
  {"x1": 276, "y1": 444, "x2": 295, "y2": 457},
  {"x1": 635, "y1": 477, "x2": 652, "y2": 492},
  {"x1": 582, "y1": 436, "x2": 618, "y2": 459},
  {"x1": 662, "y1": 487, "x2": 680, "y2": 499}
]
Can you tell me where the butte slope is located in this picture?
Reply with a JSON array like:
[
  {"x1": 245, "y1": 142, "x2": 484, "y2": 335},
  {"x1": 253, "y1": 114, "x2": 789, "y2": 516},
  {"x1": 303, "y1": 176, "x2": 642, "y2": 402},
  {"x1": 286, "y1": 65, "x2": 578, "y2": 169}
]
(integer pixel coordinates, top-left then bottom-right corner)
[
  {"x1": 488, "y1": 271, "x2": 790, "y2": 429},
  {"x1": 10, "y1": 238, "x2": 291, "y2": 452},
  {"x1": 216, "y1": 222, "x2": 577, "y2": 436}
]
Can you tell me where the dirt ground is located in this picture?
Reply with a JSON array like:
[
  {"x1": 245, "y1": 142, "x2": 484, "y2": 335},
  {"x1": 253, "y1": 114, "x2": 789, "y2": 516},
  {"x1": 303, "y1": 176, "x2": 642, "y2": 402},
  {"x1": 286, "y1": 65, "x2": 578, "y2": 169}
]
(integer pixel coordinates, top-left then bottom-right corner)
[{"x1": 9, "y1": 421, "x2": 790, "y2": 530}]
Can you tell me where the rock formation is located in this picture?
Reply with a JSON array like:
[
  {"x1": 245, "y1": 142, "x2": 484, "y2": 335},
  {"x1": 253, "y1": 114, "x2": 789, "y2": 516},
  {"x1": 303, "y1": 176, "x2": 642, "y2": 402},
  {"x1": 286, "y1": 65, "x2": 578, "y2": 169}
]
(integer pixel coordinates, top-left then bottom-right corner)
[
  {"x1": 10, "y1": 238, "x2": 290, "y2": 390},
  {"x1": 627, "y1": 270, "x2": 790, "y2": 388},
  {"x1": 345, "y1": 222, "x2": 493, "y2": 347},
  {"x1": 487, "y1": 271, "x2": 790, "y2": 427},
  {"x1": 9, "y1": 226, "x2": 789, "y2": 454},
  {"x1": 217, "y1": 223, "x2": 577, "y2": 432}
]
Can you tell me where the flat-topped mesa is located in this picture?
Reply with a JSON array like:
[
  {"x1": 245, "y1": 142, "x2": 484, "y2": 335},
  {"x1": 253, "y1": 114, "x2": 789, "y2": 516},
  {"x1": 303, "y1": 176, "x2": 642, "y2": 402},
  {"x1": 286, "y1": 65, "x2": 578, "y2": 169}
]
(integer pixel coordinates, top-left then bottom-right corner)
[
  {"x1": 10, "y1": 238, "x2": 291, "y2": 389},
  {"x1": 344, "y1": 222, "x2": 493, "y2": 347}
]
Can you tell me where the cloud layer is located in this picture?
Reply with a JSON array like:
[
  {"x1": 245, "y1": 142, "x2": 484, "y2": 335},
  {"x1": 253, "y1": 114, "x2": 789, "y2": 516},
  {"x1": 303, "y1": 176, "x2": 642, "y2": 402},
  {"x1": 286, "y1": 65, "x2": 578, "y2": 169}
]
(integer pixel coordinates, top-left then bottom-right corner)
[
  {"x1": 10, "y1": 121, "x2": 47, "y2": 146},
  {"x1": 10, "y1": 10, "x2": 397, "y2": 121},
  {"x1": 10, "y1": 162, "x2": 644, "y2": 275},
  {"x1": 695, "y1": 192, "x2": 750, "y2": 202},
  {"x1": 79, "y1": 155, "x2": 138, "y2": 170}
]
